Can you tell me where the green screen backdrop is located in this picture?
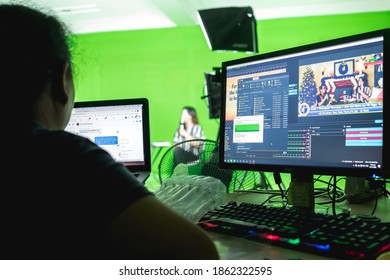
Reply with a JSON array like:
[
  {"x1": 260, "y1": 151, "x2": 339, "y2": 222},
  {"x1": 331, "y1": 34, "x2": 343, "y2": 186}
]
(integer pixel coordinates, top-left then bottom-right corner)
[{"x1": 72, "y1": 11, "x2": 390, "y2": 173}]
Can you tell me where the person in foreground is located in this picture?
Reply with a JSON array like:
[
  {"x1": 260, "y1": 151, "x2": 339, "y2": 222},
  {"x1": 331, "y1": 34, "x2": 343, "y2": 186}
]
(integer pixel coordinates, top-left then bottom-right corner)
[{"x1": 0, "y1": 3, "x2": 219, "y2": 260}]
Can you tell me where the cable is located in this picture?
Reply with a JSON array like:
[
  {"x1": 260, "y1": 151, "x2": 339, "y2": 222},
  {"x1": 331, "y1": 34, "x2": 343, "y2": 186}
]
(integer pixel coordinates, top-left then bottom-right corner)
[
  {"x1": 369, "y1": 177, "x2": 388, "y2": 216},
  {"x1": 273, "y1": 172, "x2": 285, "y2": 199},
  {"x1": 332, "y1": 176, "x2": 337, "y2": 216},
  {"x1": 371, "y1": 189, "x2": 379, "y2": 216},
  {"x1": 314, "y1": 187, "x2": 345, "y2": 204},
  {"x1": 313, "y1": 176, "x2": 346, "y2": 207},
  {"x1": 260, "y1": 194, "x2": 282, "y2": 206}
]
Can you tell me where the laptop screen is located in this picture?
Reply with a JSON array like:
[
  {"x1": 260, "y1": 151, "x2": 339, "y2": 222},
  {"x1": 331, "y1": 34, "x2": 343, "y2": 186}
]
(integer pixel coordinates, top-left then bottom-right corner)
[{"x1": 65, "y1": 98, "x2": 151, "y2": 174}]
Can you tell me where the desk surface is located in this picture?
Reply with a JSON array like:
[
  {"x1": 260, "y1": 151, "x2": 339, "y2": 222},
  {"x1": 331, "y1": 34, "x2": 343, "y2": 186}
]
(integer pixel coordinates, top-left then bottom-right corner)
[{"x1": 207, "y1": 192, "x2": 390, "y2": 260}]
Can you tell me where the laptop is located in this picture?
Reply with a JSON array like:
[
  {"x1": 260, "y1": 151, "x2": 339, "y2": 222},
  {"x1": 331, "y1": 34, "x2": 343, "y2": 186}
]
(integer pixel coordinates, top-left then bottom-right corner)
[{"x1": 65, "y1": 98, "x2": 151, "y2": 184}]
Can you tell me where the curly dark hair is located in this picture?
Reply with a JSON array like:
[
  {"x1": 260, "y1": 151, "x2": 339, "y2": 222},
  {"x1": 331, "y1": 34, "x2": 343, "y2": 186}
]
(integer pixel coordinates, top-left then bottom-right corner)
[{"x1": 0, "y1": 3, "x2": 75, "y2": 116}]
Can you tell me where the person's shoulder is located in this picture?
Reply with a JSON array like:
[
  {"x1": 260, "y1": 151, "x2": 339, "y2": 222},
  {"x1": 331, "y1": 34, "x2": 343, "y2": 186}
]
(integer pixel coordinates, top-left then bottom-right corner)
[
  {"x1": 42, "y1": 128, "x2": 97, "y2": 148},
  {"x1": 28, "y1": 123, "x2": 105, "y2": 157},
  {"x1": 51, "y1": 129, "x2": 92, "y2": 143}
]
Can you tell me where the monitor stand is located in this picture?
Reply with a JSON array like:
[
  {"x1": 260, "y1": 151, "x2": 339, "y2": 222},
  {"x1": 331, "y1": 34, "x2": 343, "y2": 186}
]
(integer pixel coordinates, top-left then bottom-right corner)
[{"x1": 286, "y1": 172, "x2": 314, "y2": 209}]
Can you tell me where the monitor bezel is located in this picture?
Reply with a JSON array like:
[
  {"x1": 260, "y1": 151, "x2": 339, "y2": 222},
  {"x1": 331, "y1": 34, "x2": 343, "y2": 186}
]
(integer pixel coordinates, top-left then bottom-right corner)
[{"x1": 219, "y1": 29, "x2": 389, "y2": 180}]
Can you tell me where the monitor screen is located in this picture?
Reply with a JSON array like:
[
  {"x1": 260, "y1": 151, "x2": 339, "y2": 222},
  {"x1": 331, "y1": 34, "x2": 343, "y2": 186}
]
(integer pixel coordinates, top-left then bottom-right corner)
[
  {"x1": 65, "y1": 98, "x2": 151, "y2": 173},
  {"x1": 219, "y1": 29, "x2": 388, "y2": 182}
]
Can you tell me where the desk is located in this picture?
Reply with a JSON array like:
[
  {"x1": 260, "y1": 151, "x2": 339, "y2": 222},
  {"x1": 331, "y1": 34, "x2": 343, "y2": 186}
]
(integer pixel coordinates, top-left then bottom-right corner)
[{"x1": 207, "y1": 191, "x2": 390, "y2": 260}]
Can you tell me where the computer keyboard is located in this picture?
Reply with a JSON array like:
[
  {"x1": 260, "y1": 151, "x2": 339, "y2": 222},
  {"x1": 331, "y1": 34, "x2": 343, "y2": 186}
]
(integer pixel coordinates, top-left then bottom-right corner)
[{"x1": 197, "y1": 201, "x2": 390, "y2": 259}]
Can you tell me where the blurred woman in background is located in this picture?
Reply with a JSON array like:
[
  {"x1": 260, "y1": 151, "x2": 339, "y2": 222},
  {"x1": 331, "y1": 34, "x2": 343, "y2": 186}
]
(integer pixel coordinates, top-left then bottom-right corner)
[{"x1": 173, "y1": 106, "x2": 205, "y2": 167}]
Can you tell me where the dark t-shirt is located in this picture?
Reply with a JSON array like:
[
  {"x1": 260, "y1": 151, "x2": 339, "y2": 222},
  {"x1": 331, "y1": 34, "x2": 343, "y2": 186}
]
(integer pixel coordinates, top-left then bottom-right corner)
[{"x1": 1, "y1": 122, "x2": 152, "y2": 260}]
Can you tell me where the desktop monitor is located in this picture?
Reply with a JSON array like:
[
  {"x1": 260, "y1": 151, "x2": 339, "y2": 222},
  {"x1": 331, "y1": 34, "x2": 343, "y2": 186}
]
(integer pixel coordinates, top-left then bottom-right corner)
[
  {"x1": 65, "y1": 98, "x2": 151, "y2": 183},
  {"x1": 219, "y1": 29, "x2": 388, "y2": 189}
]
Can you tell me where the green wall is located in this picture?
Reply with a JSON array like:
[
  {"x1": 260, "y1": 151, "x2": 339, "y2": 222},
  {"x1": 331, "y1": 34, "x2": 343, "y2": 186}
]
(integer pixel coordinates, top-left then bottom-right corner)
[{"x1": 72, "y1": 11, "x2": 390, "y2": 172}]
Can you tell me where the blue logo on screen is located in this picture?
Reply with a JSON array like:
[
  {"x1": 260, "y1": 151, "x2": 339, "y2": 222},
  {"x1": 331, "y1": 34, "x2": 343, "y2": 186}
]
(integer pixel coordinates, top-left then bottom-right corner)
[
  {"x1": 95, "y1": 136, "x2": 118, "y2": 145},
  {"x1": 338, "y1": 63, "x2": 349, "y2": 75}
]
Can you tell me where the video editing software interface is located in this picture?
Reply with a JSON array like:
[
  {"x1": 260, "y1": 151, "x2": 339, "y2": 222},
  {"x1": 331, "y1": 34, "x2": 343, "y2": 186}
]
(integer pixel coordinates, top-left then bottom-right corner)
[
  {"x1": 221, "y1": 30, "x2": 386, "y2": 178},
  {"x1": 66, "y1": 101, "x2": 147, "y2": 169}
]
